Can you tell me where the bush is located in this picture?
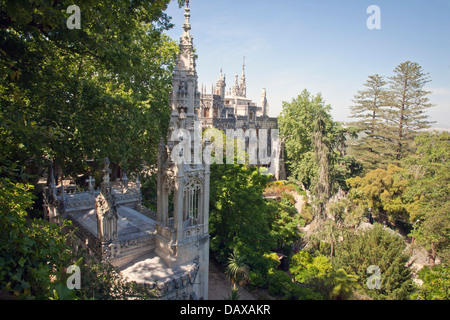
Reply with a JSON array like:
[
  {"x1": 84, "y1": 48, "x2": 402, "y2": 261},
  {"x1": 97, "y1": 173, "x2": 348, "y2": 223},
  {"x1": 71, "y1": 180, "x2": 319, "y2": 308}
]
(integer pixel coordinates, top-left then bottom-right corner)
[
  {"x1": 412, "y1": 265, "x2": 450, "y2": 300},
  {"x1": 140, "y1": 173, "x2": 158, "y2": 212},
  {"x1": 248, "y1": 270, "x2": 267, "y2": 289},
  {"x1": 267, "y1": 270, "x2": 292, "y2": 297},
  {"x1": 0, "y1": 178, "x2": 73, "y2": 299},
  {"x1": 333, "y1": 223, "x2": 413, "y2": 300},
  {"x1": 266, "y1": 269, "x2": 323, "y2": 300},
  {"x1": 285, "y1": 283, "x2": 323, "y2": 300}
]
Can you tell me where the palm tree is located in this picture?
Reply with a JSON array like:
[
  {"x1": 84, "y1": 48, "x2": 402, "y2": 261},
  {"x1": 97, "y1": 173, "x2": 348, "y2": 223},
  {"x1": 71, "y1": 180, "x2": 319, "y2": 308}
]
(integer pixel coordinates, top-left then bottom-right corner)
[
  {"x1": 224, "y1": 249, "x2": 249, "y2": 289},
  {"x1": 224, "y1": 287, "x2": 241, "y2": 300},
  {"x1": 328, "y1": 268, "x2": 360, "y2": 300}
]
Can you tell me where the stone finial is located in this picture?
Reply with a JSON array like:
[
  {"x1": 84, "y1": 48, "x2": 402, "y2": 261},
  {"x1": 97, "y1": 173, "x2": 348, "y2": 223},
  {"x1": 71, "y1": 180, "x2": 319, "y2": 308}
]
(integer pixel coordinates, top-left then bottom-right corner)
[
  {"x1": 183, "y1": 5, "x2": 191, "y2": 34},
  {"x1": 102, "y1": 157, "x2": 111, "y2": 186},
  {"x1": 121, "y1": 170, "x2": 128, "y2": 192}
]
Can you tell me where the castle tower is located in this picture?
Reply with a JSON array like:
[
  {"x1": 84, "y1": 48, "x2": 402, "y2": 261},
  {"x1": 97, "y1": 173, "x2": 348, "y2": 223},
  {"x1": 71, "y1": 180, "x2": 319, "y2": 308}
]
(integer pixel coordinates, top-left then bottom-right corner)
[
  {"x1": 156, "y1": 3, "x2": 210, "y2": 300},
  {"x1": 216, "y1": 69, "x2": 226, "y2": 100},
  {"x1": 232, "y1": 72, "x2": 240, "y2": 97}
]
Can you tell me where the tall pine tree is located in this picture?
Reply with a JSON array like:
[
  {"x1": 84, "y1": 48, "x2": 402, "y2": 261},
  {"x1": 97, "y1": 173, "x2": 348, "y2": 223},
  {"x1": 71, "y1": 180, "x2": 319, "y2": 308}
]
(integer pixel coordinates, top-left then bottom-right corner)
[
  {"x1": 349, "y1": 74, "x2": 388, "y2": 170},
  {"x1": 384, "y1": 61, "x2": 434, "y2": 161}
]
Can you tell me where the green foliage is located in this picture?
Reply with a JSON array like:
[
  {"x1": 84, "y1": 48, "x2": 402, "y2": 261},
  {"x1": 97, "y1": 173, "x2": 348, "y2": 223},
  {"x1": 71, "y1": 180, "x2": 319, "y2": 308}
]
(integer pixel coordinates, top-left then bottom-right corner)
[
  {"x1": 0, "y1": 0, "x2": 179, "y2": 181},
  {"x1": 79, "y1": 261, "x2": 156, "y2": 300},
  {"x1": 266, "y1": 199, "x2": 303, "y2": 250},
  {"x1": 412, "y1": 266, "x2": 450, "y2": 300},
  {"x1": 265, "y1": 180, "x2": 307, "y2": 196},
  {"x1": 267, "y1": 268, "x2": 323, "y2": 300},
  {"x1": 347, "y1": 164, "x2": 408, "y2": 223},
  {"x1": 0, "y1": 177, "x2": 73, "y2": 299},
  {"x1": 327, "y1": 268, "x2": 360, "y2": 300},
  {"x1": 140, "y1": 172, "x2": 158, "y2": 211},
  {"x1": 209, "y1": 163, "x2": 274, "y2": 265},
  {"x1": 224, "y1": 249, "x2": 249, "y2": 286},
  {"x1": 402, "y1": 131, "x2": 450, "y2": 266},
  {"x1": 326, "y1": 198, "x2": 364, "y2": 229},
  {"x1": 263, "y1": 252, "x2": 281, "y2": 270},
  {"x1": 293, "y1": 286, "x2": 324, "y2": 300},
  {"x1": 248, "y1": 270, "x2": 268, "y2": 289},
  {"x1": 279, "y1": 89, "x2": 361, "y2": 220},
  {"x1": 224, "y1": 286, "x2": 240, "y2": 300},
  {"x1": 349, "y1": 61, "x2": 435, "y2": 168},
  {"x1": 289, "y1": 250, "x2": 361, "y2": 300},
  {"x1": 265, "y1": 180, "x2": 309, "y2": 229},
  {"x1": 278, "y1": 90, "x2": 332, "y2": 189},
  {"x1": 384, "y1": 61, "x2": 434, "y2": 161},
  {"x1": 49, "y1": 282, "x2": 80, "y2": 301},
  {"x1": 267, "y1": 269, "x2": 292, "y2": 297},
  {"x1": 290, "y1": 251, "x2": 332, "y2": 284},
  {"x1": 252, "y1": 263, "x2": 323, "y2": 300},
  {"x1": 333, "y1": 224, "x2": 413, "y2": 300},
  {"x1": 348, "y1": 74, "x2": 388, "y2": 171},
  {"x1": 279, "y1": 90, "x2": 360, "y2": 190},
  {"x1": 210, "y1": 164, "x2": 309, "y2": 298}
]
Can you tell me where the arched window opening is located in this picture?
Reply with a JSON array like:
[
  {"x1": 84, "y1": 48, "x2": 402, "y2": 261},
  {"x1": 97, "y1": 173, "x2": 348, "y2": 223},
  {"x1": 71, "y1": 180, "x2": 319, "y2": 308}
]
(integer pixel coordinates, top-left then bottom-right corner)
[{"x1": 184, "y1": 179, "x2": 202, "y2": 225}]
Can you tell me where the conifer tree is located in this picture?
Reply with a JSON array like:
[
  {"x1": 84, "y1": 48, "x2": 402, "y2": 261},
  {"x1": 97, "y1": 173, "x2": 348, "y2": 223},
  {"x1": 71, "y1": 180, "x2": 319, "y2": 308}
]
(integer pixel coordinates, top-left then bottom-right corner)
[
  {"x1": 349, "y1": 74, "x2": 388, "y2": 170},
  {"x1": 311, "y1": 112, "x2": 331, "y2": 221},
  {"x1": 384, "y1": 61, "x2": 434, "y2": 161}
]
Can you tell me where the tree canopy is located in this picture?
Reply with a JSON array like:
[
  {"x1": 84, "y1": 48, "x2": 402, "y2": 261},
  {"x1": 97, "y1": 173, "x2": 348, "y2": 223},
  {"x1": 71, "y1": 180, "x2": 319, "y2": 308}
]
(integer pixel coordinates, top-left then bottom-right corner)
[{"x1": 1, "y1": 0, "x2": 181, "y2": 182}]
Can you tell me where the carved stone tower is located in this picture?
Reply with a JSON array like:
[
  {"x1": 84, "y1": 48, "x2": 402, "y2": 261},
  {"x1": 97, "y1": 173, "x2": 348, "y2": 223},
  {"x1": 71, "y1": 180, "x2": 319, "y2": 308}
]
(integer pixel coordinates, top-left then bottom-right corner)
[
  {"x1": 156, "y1": 3, "x2": 210, "y2": 300},
  {"x1": 261, "y1": 88, "x2": 268, "y2": 117},
  {"x1": 216, "y1": 69, "x2": 226, "y2": 100},
  {"x1": 239, "y1": 58, "x2": 247, "y2": 98}
]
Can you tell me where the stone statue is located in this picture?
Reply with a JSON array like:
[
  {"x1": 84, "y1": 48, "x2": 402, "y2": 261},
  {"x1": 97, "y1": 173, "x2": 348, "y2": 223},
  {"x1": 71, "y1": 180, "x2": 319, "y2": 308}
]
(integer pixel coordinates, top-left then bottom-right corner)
[{"x1": 96, "y1": 157, "x2": 118, "y2": 242}]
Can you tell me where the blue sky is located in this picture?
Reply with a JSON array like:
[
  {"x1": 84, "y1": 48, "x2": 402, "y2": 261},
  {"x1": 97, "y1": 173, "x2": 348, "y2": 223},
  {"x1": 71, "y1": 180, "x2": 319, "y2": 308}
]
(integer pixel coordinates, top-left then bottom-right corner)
[{"x1": 163, "y1": 0, "x2": 450, "y2": 128}]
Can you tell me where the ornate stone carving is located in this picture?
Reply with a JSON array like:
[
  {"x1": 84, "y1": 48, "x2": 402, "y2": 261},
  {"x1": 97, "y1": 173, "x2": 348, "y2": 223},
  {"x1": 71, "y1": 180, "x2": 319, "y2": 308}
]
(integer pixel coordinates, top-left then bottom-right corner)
[{"x1": 96, "y1": 158, "x2": 119, "y2": 243}]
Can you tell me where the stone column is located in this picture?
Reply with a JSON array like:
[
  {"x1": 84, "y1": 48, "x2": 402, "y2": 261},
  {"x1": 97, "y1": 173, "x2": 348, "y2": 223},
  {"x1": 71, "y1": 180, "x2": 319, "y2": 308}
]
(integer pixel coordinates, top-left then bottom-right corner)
[
  {"x1": 173, "y1": 163, "x2": 185, "y2": 247},
  {"x1": 200, "y1": 162, "x2": 210, "y2": 299}
]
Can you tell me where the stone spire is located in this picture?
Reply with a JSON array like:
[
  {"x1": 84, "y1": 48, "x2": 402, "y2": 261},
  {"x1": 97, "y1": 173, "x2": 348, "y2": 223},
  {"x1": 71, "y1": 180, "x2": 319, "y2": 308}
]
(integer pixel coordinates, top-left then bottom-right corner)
[
  {"x1": 176, "y1": 4, "x2": 196, "y2": 74},
  {"x1": 232, "y1": 73, "x2": 240, "y2": 96},
  {"x1": 262, "y1": 88, "x2": 268, "y2": 117},
  {"x1": 169, "y1": 2, "x2": 200, "y2": 142},
  {"x1": 240, "y1": 57, "x2": 246, "y2": 98},
  {"x1": 216, "y1": 69, "x2": 226, "y2": 99},
  {"x1": 182, "y1": 2, "x2": 191, "y2": 34}
]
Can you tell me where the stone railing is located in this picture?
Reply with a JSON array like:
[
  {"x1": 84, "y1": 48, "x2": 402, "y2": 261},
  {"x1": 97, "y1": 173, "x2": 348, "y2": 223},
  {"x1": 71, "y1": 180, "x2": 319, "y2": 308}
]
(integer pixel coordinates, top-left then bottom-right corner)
[
  {"x1": 101, "y1": 233, "x2": 155, "y2": 264},
  {"x1": 68, "y1": 215, "x2": 102, "y2": 257},
  {"x1": 138, "y1": 259, "x2": 199, "y2": 300}
]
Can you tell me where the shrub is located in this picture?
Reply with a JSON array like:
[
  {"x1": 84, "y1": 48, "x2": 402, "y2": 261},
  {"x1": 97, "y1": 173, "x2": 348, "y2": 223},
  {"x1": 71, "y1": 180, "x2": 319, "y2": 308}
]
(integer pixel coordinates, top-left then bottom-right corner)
[
  {"x1": 267, "y1": 270, "x2": 291, "y2": 297},
  {"x1": 333, "y1": 223, "x2": 413, "y2": 300},
  {"x1": 248, "y1": 270, "x2": 267, "y2": 289},
  {"x1": 0, "y1": 178, "x2": 73, "y2": 299}
]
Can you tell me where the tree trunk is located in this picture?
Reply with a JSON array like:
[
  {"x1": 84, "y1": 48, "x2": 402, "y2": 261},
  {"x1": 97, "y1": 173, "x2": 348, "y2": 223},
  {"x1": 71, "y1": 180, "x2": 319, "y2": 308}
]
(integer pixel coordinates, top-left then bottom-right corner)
[{"x1": 428, "y1": 243, "x2": 436, "y2": 267}]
